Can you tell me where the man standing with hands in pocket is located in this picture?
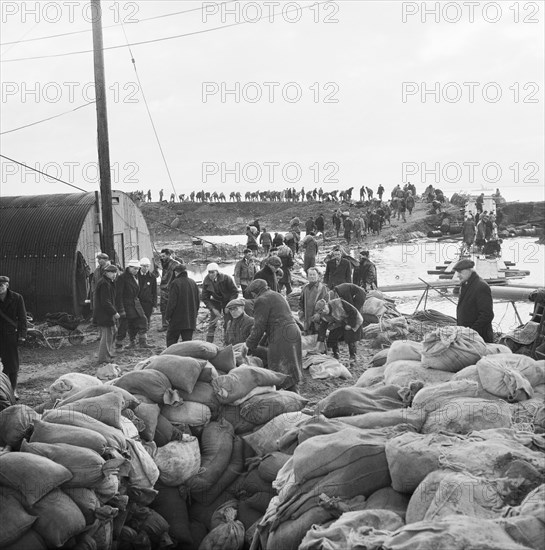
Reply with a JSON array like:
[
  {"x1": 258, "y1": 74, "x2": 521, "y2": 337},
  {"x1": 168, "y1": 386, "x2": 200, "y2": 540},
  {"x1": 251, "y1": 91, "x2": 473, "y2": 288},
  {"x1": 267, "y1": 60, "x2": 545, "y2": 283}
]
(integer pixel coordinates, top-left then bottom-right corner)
[
  {"x1": 0, "y1": 276, "x2": 27, "y2": 398},
  {"x1": 93, "y1": 265, "x2": 120, "y2": 365}
]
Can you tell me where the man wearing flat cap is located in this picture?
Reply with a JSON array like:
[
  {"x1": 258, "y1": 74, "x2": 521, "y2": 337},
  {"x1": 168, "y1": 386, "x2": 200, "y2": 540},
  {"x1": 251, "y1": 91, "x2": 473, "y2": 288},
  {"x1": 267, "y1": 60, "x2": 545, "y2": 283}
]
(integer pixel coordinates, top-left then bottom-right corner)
[
  {"x1": 93, "y1": 265, "x2": 120, "y2": 365},
  {"x1": 0, "y1": 276, "x2": 27, "y2": 396},
  {"x1": 201, "y1": 263, "x2": 238, "y2": 343},
  {"x1": 453, "y1": 259, "x2": 495, "y2": 342},
  {"x1": 165, "y1": 263, "x2": 200, "y2": 346},
  {"x1": 89, "y1": 252, "x2": 113, "y2": 315},
  {"x1": 224, "y1": 298, "x2": 254, "y2": 346},
  {"x1": 158, "y1": 249, "x2": 181, "y2": 331},
  {"x1": 234, "y1": 249, "x2": 258, "y2": 294}
]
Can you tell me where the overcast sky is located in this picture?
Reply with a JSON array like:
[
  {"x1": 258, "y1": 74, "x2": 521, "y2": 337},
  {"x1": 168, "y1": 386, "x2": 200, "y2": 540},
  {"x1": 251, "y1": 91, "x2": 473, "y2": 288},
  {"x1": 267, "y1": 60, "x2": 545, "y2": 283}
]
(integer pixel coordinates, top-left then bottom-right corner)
[{"x1": 1, "y1": 0, "x2": 543, "y2": 202}]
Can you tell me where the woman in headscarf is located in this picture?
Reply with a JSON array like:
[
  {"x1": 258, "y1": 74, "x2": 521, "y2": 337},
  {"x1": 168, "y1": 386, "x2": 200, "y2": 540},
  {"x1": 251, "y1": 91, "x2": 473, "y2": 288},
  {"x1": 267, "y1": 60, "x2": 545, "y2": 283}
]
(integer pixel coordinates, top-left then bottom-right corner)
[{"x1": 243, "y1": 279, "x2": 303, "y2": 391}]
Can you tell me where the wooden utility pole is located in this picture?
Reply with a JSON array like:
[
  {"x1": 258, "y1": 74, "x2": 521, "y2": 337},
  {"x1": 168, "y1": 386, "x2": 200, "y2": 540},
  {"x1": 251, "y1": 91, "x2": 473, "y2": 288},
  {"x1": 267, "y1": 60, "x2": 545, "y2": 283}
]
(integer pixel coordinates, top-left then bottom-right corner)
[{"x1": 91, "y1": 0, "x2": 115, "y2": 260}]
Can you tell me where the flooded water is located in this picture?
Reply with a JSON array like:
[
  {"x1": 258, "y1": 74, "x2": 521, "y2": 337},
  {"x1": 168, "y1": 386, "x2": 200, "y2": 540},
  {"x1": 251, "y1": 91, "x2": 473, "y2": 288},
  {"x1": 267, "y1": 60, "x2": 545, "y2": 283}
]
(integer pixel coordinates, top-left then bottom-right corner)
[{"x1": 163, "y1": 235, "x2": 545, "y2": 334}]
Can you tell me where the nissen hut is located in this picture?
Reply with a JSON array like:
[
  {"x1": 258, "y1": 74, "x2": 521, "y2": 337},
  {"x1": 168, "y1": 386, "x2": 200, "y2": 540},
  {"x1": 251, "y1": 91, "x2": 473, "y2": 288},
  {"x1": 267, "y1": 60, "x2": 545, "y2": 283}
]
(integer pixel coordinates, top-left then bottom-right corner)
[{"x1": 0, "y1": 191, "x2": 153, "y2": 319}]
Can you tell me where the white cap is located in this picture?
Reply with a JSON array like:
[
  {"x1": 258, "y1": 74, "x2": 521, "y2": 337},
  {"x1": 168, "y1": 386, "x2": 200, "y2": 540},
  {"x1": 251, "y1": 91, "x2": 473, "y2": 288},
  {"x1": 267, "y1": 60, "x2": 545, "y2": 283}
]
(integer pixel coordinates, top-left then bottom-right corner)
[
  {"x1": 127, "y1": 259, "x2": 140, "y2": 268},
  {"x1": 139, "y1": 257, "x2": 150, "y2": 266},
  {"x1": 207, "y1": 262, "x2": 220, "y2": 272}
]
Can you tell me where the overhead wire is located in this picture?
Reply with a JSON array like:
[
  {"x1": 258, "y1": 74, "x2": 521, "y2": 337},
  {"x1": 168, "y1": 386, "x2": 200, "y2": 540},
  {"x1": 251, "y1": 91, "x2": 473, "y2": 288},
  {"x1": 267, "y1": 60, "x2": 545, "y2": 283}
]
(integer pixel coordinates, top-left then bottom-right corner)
[
  {"x1": 0, "y1": 1, "x2": 237, "y2": 46},
  {"x1": 1, "y1": 2, "x2": 330, "y2": 63},
  {"x1": 118, "y1": 19, "x2": 178, "y2": 200},
  {"x1": 0, "y1": 101, "x2": 95, "y2": 135},
  {"x1": 0, "y1": 153, "x2": 88, "y2": 192}
]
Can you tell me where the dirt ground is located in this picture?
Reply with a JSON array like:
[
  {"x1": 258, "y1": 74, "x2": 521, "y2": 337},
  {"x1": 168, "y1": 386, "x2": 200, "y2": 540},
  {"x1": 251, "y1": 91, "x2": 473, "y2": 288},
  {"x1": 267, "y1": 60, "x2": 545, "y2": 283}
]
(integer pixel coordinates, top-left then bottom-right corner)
[{"x1": 15, "y1": 198, "x2": 543, "y2": 408}]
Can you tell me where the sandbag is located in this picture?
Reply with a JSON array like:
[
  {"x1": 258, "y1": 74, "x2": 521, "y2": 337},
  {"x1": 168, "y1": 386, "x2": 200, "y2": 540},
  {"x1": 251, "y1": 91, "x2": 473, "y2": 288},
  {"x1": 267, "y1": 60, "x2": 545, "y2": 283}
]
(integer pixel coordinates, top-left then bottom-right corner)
[
  {"x1": 316, "y1": 385, "x2": 404, "y2": 418},
  {"x1": 209, "y1": 344, "x2": 237, "y2": 372},
  {"x1": 0, "y1": 372, "x2": 16, "y2": 412},
  {"x1": 29, "y1": 488, "x2": 86, "y2": 547},
  {"x1": 386, "y1": 430, "x2": 545, "y2": 494},
  {"x1": 49, "y1": 373, "x2": 102, "y2": 402},
  {"x1": 190, "y1": 493, "x2": 235, "y2": 531},
  {"x1": 337, "y1": 408, "x2": 425, "y2": 431},
  {"x1": 0, "y1": 452, "x2": 73, "y2": 506},
  {"x1": 364, "y1": 487, "x2": 410, "y2": 520},
  {"x1": 186, "y1": 419, "x2": 235, "y2": 502},
  {"x1": 477, "y1": 354, "x2": 542, "y2": 401},
  {"x1": 451, "y1": 364, "x2": 503, "y2": 399},
  {"x1": 354, "y1": 365, "x2": 386, "y2": 387},
  {"x1": 485, "y1": 343, "x2": 513, "y2": 355},
  {"x1": 199, "y1": 518, "x2": 245, "y2": 550},
  {"x1": 292, "y1": 427, "x2": 391, "y2": 489},
  {"x1": 0, "y1": 404, "x2": 39, "y2": 450},
  {"x1": 154, "y1": 414, "x2": 183, "y2": 447},
  {"x1": 41, "y1": 409, "x2": 127, "y2": 452},
  {"x1": 63, "y1": 487, "x2": 100, "y2": 525},
  {"x1": 422, "y1": 397, "x2": 512, "y2": 434},
  {"x1": 406, "y1": 470, "x2": 505, "y2": 523},
  {"x1": 56, "y1": 384, "x2": 139, "y2": 410},
  {"x1": 411, "y1": 379, "x2": 481, "y2": 413},
  {"x1": 362, "y1": 297, "x2": 387, "y2": 316},
  {"x1": 239, "y1": 391, "x2": 308, "y2": 425},
  {"x1": 135, "y1": 403, "x2": 160, "y2": 441},
  {"x1": 1, "y1": 529, "x2": 46, "y2": 550},
  {"x1": 161, "y1": 340, "x2": 219, "y2": 360},
  {"x1": 257, "y1": 452, "x2": 292, "y2": 483},
  {"x1": 30, "y1": 419, "x2": 108, "y2": 455},
  {"x1": 387, "y1": 341, "x2": 423, "y2": 364},
  {"x1": 421, "y1": 326, "x2": 487, "y2": 372},
  {"x1": 370, "y1": 348, "x2": 389, "y2": 368},
  {"x1": 511, "y1": 398, "x2": 545, "y2": 433},
  {"x1": 220, "y1": 404, "x2": 259, "y2": 435},
  {"x1": 384, "y1": 360, "x2": 454, "y2": 387},
  {"x1": 54, "y1": 391, "x2": 124, "y2": 429},
  {"x1": 179, "y1": 381, "x2": 221, "y2": 416},
  {"x1": 20, "y1": 440, "x2": 116, "y2": 488},
  {"x1": 299, "y1": 509, "x2": 404, "y2": 550},
  {"x1": 212, "y1": 366, "x2": 289, "y2": 404},
  {"x1": 0, "y1": 487, "x2": 38, "y2": 547},
  {"x1": 113, "y1": 370, "x2": 181, "y2": 405},
  {"x1": 150, "y1": 484, "x2": 193, "y2": 549},
  {"x1": 154, "y1": 435, "x2": 201, "y2": 486},
  {"x1": 243, "y1": 412, "x2": 311, "y2": 455},
  {"x1": 144, "y1": 354, "x2": 203, "y2": 393},
  {"x1": 382, "y1": 515, "x2": 529, "y2": 550},
  {"x1": 162, "y1": 401, "x2": 212, "y2": 427},
  {"x1": 126, "y1": 438, "x2": 160, "y2": 489},
  {"x1": 199, "y1": 362, "x2": 219, "y2": 382}
]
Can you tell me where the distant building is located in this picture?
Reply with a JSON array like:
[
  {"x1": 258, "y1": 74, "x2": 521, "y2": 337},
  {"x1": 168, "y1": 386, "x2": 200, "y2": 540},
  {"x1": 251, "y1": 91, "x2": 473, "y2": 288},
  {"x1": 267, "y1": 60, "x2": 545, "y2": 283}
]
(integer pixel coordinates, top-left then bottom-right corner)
[{"x1": 0, "y1": 191, "x2": 153, "y2": 319}]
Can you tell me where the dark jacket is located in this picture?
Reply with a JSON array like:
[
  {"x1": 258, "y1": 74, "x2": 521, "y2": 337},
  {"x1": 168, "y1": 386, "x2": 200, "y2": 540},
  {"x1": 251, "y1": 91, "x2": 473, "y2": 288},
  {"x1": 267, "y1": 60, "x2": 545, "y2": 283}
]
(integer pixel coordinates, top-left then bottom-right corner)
[
  {"x1": 354, "y1": 258, "x2": 378, "y2": 290},
  {"x1": 0, "y1": 289, "x2": 27, "y2": 338},
  {"x1": 334, "y1": 283, "x2": 366, "y2": 311},
  {"x1": 137, "y1": 270, "x2": 157, "y2": 318},
  {"x1": 234, "y1": 258, "x2": 258, "y2": 287},
  {"x1": 315, "y1": 215, "x2": 325, "y2": 232},
  {"x1": 254, "y1": 265, "x2": 279, "y2": 293},
  {"x1": 201, "y1": 273, "x2": 238, "y2": 312},
  {"x1": 305, "y1": 219, "x2": 316, "y2": 233},
  {"x1": 317, "y1": 298, "x2": 364, "y2": 344},
  {"x1": 457, "y1": 271, "x2": 495, "y2": 343},
  {"x1": 166, "y1": 273, "x2": 200, "y2": 329},
  {"x1": 93, "y1": 276, "x2": 117, "y2": 327},
  {"x1": 225, "y1": 312, "x2": 254, "y2": 346},
  {"x1": 246, "y1": 289, "x2": 302, "y2": 386},
  {"x1": 116, "y1": 270, "x2": 146, "y2": 319},
  {"x1": 259, "y1": 232, "x2": 272, "y2": 246},
  {"x1": 324, "y1": 258, "x2": 352, "y2": 289},
  {"x1": 277, "y1": 247, "x2": 294, "y2": 285},
  {"x1": 160, "y1": 258, "x2": 180, "y2": 291}
]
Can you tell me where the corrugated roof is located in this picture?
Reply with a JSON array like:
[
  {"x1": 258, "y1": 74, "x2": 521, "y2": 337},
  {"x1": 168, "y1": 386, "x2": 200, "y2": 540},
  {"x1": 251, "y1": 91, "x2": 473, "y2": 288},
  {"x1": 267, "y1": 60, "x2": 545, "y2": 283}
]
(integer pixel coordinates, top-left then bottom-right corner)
[{"x1": 0, "y1": 192, "x2": 96, "y2": 318}]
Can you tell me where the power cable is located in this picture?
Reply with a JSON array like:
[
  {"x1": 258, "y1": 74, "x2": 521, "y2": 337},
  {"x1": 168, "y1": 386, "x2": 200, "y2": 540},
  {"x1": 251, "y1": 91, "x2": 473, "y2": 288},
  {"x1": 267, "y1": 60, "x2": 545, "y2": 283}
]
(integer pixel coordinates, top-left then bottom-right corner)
[
  {"x1": 1, "y1": 2, "x2": 329, "y2": 63},
  {"x1": 119, "y1": 20, "x2": 178, "y2": 200},
  {"x1": 0, "y1": 153, "x2": 88, "y2": 192},
  {"x1": 0, "y1": 101, "x2": 95, "y2": 136},
  {"x1": 0, "y1": 1, "x2": 236, "y2": 46}
]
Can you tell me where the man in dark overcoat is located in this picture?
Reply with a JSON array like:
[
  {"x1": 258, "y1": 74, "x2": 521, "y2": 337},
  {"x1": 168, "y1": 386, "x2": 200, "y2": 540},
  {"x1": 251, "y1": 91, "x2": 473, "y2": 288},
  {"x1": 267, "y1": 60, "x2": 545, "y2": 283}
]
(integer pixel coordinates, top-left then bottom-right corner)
[
  {"x1": 324, "y1": 247, "x2": 352, "y2": 289},
  {"x1": 116, "y1": 260, "x2": 149, "y2": 349},
  {"x1": 0, "y1": 276, "x2": 27, "y2": 395},
  {"x1": 354, "y1": 250, "x2": 378, "y2": 291},
  {"x1": 137, "y1": 257, "x2": 157, "y2": 327},
  {"x1": 93, "y1": 265, "x2": 119, "y2": 365},
  {"x1": 244, "y1": 279, "x2": 303, "y2": 391},
  {"x1": 165, "y1": 264, "x2": 200, "y2": 346},
  {"x1": 224, "y1": 298, "x2": 254, "y2": 346},
  {"x1": 453, "y1": 259, "x2": 495, "y2": 343}
]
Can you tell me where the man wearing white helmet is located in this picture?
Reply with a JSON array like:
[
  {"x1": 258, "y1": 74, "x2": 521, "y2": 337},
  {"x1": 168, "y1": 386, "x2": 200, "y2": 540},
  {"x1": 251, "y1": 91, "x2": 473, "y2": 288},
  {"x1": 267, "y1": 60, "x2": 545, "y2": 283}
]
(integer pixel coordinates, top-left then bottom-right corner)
[
  {"x1": 201, "y1": 262, "x2": 238, "y2": 343},
  {"x1": 137, "y1": 258, "x2": 157, "y2": 328},
  {"x1": 115, "y1": 259, "x2": 151, "y2": 349}
]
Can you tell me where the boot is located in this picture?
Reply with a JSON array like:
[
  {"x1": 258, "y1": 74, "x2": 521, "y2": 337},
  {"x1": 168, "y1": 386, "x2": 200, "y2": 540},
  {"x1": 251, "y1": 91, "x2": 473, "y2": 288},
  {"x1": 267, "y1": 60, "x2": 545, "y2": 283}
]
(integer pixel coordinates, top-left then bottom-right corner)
[
  {"x1": 331, "y1": 344, "x2": 340, "y2": 360},
  {"x1": 126, "y1": 339, "x2": 137, "y2": 349},
  {"x1": 348, "y1": 342, "x2": 357, "y2": 362},
  {"x1": 138, "y1": 334, "x2": 153, "y2": 349}
]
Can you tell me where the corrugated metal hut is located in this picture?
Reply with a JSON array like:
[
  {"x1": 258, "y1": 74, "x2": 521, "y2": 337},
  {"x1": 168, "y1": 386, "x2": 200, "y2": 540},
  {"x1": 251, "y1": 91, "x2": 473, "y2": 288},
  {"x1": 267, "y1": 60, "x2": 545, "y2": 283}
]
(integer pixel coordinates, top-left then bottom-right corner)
[{"x1": 0, "y1": 191, "x2": 153, "y2": 319}]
